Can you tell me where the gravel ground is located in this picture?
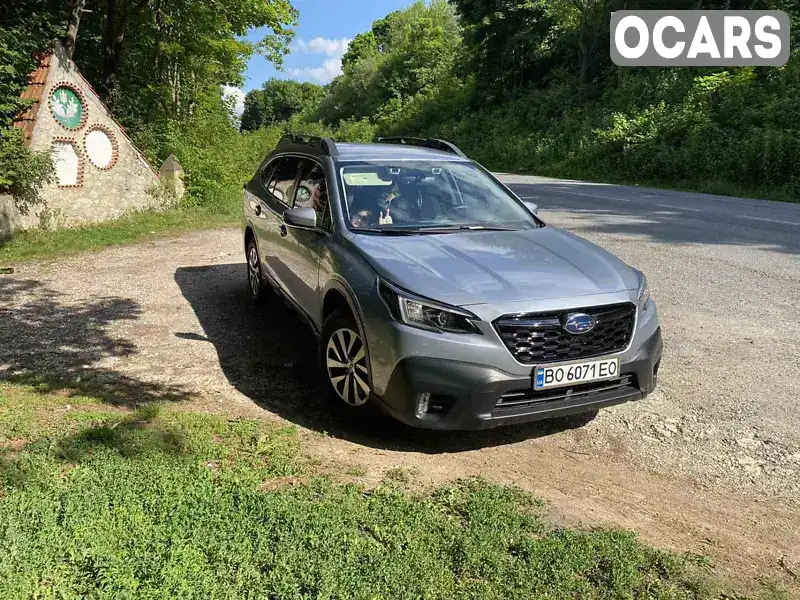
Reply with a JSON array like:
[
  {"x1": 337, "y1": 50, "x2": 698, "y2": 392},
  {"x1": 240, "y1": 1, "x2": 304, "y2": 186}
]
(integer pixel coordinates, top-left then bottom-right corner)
[
  {"x1": 554, "y1": 218, "x2": 800, "y2": 499},
  {"x1": 500, "y1": 176, "x2": 800, "y2": 500},
  {"x1": 1, "y1": 179, "x2": 799, "y2": 588}
]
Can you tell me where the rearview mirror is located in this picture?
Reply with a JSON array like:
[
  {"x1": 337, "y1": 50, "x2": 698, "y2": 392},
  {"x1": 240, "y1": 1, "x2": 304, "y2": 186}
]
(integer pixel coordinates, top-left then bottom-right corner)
[
  {"x1": 523, "y1": 200, "x2": 539, "y2": 215},
  {"x1": 283, "y1": 206, "x2": 317, "y2": 229}
]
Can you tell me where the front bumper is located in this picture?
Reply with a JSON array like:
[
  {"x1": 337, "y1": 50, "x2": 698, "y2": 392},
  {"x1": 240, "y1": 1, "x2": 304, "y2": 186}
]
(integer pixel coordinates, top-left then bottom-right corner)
[{"x1": 372, "y1": 326, "x2": 663, "y2": 430}]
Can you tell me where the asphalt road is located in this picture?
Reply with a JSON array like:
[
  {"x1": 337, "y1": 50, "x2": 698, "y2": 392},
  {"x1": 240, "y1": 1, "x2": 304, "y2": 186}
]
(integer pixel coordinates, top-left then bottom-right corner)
[{"x1": 501, "y1": 174, "x2": 800, "y2": 258}]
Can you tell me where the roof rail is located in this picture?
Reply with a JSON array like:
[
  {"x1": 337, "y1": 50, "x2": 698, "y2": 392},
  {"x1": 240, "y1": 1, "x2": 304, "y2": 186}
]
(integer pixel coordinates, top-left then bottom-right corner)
[
  {"x1": 277, "y1": 133, "x2": 339, "y2": 157},
  {"x1": 376, "y1": 136, "x2": 467, "y2": 158}
]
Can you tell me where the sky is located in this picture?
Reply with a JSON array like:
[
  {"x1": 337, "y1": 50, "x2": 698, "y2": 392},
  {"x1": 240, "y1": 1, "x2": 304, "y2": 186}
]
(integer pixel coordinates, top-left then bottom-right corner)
[{"x1": 223, "y1": 0, "x2": 410, "y2": 115}]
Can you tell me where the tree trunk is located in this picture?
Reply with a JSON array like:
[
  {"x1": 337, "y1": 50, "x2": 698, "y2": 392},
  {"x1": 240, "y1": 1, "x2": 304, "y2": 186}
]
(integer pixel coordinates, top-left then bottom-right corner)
[
  {"x1": 102, "y1": 0, "x2": 117, "y2": 98},
  {"x1": 147, "y1": 0, "x2": 164, "y2": 118},
  {"x1": 112, "y1": 20, "x2": 127, "y2": 77},
  {"x1": 577, "y1": 31, "x2": 590, "y2": 88},
  {"x1": 152, "y1": 0, "x2": 163, "y2": 74},
  {"x1": 64, "y1": 0, "x2": 86, "y2": 59},
  {"x1": 580, "y1": 50, "x2": 590, "y2": 86}
]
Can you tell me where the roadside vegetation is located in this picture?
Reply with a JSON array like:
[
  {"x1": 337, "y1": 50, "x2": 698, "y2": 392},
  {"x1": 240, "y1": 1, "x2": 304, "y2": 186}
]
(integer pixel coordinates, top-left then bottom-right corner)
[
  {"x1": 0, "y1": 382, "x2": 785, "y2": 599},
  {"x1": 0, "y1": 205, "x2": 238, "y2": 263}
]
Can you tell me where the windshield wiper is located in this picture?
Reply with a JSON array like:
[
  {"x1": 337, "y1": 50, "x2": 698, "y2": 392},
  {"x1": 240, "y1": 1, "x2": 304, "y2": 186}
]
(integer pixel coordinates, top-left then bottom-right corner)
[
  {"x1": 354, "y1": 228, "x2": 419, "y2": 235},
  {"x1": 354, "y1": 225, "x2": 522, "y2": 235},
  {"x1": 414, "y1": 225, "x2": 521, "y2": 233}
]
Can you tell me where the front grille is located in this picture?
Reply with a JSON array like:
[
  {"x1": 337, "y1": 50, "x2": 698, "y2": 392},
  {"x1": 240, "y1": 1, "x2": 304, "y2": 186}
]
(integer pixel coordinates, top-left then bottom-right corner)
[
  {"x1": 495, "y1": 374, "x2": 638, "y2": 412},
  {"x1": 494, "y1": 303, "x2": 636, "y2": 364}
]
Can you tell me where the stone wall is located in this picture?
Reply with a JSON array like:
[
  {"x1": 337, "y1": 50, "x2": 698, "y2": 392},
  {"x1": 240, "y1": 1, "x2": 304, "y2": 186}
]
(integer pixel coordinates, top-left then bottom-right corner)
[
  {"x1": 11, "y1": 43, "x2": 162, "y2": 231},
  {"x1": 0, "y1": 194, "x2": 19, "y2": 238}
]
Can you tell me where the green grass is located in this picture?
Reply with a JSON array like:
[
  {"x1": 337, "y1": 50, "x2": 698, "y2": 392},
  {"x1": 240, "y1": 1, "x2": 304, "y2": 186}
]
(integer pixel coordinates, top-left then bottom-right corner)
[
  {"x1": 0, "y1": 384, "x2": 788, "y2": 599},
  {"x1": 0, "y1": 204, "x2": 238, "y2": 265}
]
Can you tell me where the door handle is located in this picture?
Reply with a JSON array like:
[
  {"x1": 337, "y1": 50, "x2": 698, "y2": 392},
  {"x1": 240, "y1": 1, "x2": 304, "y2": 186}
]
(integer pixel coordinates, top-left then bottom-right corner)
[{"x1": 279, "y1": 224, "x2": 288, "y2": 237}]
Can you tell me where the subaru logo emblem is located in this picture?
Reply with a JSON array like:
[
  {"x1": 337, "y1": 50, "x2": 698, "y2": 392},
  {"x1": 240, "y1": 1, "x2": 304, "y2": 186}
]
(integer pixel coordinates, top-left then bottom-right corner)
[{"x1": 563, "y1": 313, "x2": 596, "y2": 335}]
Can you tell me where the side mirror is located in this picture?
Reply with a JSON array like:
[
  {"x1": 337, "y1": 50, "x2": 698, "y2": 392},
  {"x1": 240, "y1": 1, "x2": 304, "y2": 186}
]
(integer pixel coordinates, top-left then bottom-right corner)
[
  {"x1": 523, "y1": 200, "x2": 539, "y2": 215},
  {"x1": 283, "y1": 206, "x2": 317, "y2": 229}
]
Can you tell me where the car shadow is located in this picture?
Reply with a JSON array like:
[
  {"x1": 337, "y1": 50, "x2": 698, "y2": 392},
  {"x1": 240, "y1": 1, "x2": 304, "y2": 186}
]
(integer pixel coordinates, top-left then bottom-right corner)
[{"x1": 174, "y1": 263, "x2": 590, "y2": 454}]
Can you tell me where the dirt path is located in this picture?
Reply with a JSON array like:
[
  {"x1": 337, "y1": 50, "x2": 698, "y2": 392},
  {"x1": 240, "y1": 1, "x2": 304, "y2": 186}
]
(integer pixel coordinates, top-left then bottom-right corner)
[{"x1": 1, "y1": 226, "x2": 798, "y2": 592}]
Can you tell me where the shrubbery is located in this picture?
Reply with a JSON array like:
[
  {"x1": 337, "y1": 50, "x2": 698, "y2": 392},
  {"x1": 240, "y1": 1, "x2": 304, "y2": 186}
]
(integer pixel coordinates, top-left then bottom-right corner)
[
  {"x1": 0, "y1": 127, "x2": 53, "y2": 216},
  {"x1": 334, "y1": 54, "x2": 800, "y2": 202},
  {"x1": 129, "y1": 94, "x2": 377, "y2": 213}
]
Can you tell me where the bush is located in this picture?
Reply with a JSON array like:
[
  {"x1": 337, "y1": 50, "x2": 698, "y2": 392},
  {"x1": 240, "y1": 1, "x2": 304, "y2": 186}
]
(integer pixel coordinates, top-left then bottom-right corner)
[
  {"x1": 0, "y1": 127, "x2": 53, "y2": 215},
  {"x1": 132, "y1": 92, "x2": 283, "y2": 212}
]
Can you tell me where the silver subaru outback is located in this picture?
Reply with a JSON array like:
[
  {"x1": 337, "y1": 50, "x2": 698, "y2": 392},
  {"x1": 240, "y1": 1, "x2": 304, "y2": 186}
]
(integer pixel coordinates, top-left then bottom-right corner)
[{"x1": 242, "y1": 135, "x2": 662, "y2": 430}]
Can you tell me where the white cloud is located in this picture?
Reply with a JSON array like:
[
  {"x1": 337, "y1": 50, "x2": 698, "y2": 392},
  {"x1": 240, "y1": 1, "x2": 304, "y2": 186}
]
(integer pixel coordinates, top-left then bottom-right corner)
[
  {"x1": 285, "y1": 36, "x2": 351, "y2": 84},
  {"x1": 291, "y1": 36, "x2": 351, "y2": 57},
  {"x1": 221, "y1": 85, "x2": 245, "y2": 116},
  {"x1": 287, "y1": 58, "x2": 343, "y2": 84},
  {"x1": 308, "y1": 37, "x2": 351, "y2": 57}
]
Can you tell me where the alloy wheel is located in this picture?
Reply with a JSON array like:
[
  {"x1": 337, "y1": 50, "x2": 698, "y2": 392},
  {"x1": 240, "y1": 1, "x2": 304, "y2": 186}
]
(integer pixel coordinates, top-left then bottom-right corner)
[
  {"x1": 247, "y1": 245, "x2": 260, "y2": 298},
  {"x1": 326, "y1": 327, "x2": 370, "y2": 406}
]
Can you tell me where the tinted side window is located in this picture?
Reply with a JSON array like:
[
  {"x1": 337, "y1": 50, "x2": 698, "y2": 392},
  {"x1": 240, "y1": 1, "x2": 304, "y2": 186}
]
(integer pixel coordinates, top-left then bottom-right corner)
[
  {"x1": 259, "y1": 160, "x2": 277, "y2": 188},
  {"x1": 266, "y1": 157, "x2": 302, "y2": 205},
  {"x1": 297, "y1": 159, "x2": 332, "y2": 231}
]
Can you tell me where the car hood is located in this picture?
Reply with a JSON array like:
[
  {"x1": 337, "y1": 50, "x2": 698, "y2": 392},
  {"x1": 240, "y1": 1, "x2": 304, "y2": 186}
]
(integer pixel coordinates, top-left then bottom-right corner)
[{"x1": 349, "y1": 226, "x2": 638, "y2": 306}]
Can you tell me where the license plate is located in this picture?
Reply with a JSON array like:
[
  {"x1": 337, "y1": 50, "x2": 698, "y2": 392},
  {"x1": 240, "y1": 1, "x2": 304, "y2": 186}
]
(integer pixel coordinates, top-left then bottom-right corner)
[{"x1": 534, "y1": 357, "x2": 619, "y2": 390}]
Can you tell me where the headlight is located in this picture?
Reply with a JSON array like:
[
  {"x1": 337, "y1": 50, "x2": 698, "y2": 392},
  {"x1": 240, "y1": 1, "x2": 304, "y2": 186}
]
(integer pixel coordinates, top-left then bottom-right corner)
[
  {"x1": 378, "y1": 279, "x2": 481, "y2": 334},
  {"x1": 636, "y1": 270, "x2": 651, "y2": 310}
]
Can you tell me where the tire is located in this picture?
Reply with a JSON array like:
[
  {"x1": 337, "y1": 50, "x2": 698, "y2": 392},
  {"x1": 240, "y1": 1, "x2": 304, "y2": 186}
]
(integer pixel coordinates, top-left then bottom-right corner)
[
  {"x1": 319, "y1": 311, "x2": 374, "y2": 415},
  {"x1": 245, "y1": 236, "x2": 267, "y2": 303}
]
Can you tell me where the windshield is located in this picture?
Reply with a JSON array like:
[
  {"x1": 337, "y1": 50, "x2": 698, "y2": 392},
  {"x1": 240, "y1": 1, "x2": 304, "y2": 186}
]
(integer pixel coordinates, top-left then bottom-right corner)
[{"x1": 337, "y1": 160, "x2": 540, "y2": 232}]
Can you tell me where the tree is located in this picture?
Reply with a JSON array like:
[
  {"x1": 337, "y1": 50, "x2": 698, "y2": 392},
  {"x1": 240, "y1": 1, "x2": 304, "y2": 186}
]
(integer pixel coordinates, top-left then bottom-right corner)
[
  {"x1": 70, "y1": 0, "x2": 298, "y2": 125},
  {"x1": 315, "y1": 0, "x2": 460, "y2": 125},
  {"x1": 341, "y1": 32, "x2": 377, "y2": 69},
  {"x1": 451, "y1": 0, "x2": 564, "y2": 102},
  {"x1": 240, "y1": 90, "x2": 266, "y2": 132},
  {"x1": 63, "y1": 0, "x2": 86, "y2": 59},
  {"x1": 240, "y1": 79, "x2": 325, "y2": 131}
]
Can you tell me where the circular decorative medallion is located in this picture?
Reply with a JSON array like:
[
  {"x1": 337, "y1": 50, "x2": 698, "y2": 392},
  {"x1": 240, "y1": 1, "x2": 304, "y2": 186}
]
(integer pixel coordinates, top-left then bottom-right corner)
[
  {"x1": 49, "y1": 84, "x2": 86, "y2": 130},
  {"x1": 84, "y1": 125, "x2": 118, "y2": 169}
]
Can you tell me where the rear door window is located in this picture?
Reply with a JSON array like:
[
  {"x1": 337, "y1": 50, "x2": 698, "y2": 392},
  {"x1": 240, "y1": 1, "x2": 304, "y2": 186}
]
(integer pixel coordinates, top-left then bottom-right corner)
[
  {"x1": 259, "y1": 160, "x2": 277, "y2": 189},
  {"x1": 266, "y1": 156, "x2": 302, "y2": 206}
]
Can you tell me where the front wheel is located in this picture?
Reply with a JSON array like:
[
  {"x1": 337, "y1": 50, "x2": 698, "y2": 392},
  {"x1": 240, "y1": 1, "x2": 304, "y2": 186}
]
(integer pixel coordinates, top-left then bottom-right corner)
[
  {"x1": 320, "y1": 312, "x2": 373, "y2": 411},
  {"x1": 245, "y1": 237, "x2": 266, "y2": 303}
]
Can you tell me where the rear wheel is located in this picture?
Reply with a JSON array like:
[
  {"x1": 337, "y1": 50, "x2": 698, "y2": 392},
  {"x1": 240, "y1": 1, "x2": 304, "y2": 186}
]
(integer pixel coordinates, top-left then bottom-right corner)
[
  {"x1": 245, "y1": 236, "x2": 266, "y2": 303},
  {"x1": 320, "y1": 312, "x2": 373, "y2": 412}
]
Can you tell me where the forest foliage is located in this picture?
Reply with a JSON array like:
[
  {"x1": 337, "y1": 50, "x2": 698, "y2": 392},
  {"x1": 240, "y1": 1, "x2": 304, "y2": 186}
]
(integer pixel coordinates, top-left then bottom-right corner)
[
  {"x1": 2, "y1": 0, "x2": 799, "y2": 215},
  {"x1": 306, "y1": 0, "x2": 800, "y2": 200},
  {"x1": 240, "y1": 79, "x2": 325, "y2": 132}
]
